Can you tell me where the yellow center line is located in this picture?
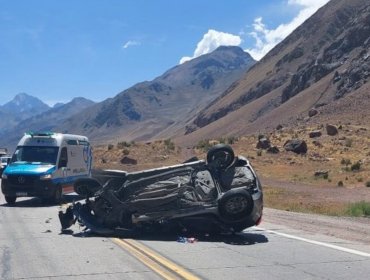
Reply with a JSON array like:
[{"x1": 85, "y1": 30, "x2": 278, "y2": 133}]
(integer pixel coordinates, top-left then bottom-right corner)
[
  {"x1": 113, "y1": 238, "x2": 178, "y2": 280},
  {"x1": 112, "y1": 238, "x2": 201, "y2": 280}
]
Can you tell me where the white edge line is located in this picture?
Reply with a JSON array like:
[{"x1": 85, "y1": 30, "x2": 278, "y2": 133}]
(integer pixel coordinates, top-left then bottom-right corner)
[{"x1": 256, "y1": 226, "x2": 370, "y2": 258}]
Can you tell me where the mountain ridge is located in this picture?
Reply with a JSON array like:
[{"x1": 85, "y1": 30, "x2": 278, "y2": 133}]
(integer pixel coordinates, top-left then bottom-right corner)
[
  {"x1": 0, "y1": 96, "x2": 95, "y2": 150},
  {"x1": 56, "y1": 46, "x2": 255, "y2": 142},
  {"x1": 176, "y1": 0, "x2": 370, "y2": 146}
]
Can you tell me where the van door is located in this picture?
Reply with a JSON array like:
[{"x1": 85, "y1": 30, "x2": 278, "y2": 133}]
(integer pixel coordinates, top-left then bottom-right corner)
[{"x1": 58, "y1": 147, "x2": 69, "y2": 178}]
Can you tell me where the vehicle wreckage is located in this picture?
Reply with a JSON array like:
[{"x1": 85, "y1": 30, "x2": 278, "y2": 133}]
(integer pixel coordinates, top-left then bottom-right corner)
[{"x1": 59, "y1": 144, "x2": 263, "y2": 235}]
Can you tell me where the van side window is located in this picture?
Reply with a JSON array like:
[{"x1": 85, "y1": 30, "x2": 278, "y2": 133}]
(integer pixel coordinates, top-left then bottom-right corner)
[
  {"x1": 66, "y1": 140, "x2": 78, "y2": 145},
  {"x1": 58, "y1": 147, "x2": 68, "y2": 168}
]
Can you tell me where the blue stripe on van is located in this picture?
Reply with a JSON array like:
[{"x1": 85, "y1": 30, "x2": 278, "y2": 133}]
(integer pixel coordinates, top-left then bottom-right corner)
[{"x1": 52, "y1": 174, "x2": 89, "y2": 184}]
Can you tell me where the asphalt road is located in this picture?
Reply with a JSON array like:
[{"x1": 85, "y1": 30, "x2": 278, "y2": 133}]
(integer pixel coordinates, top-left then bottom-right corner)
[{"x1": 1, "y1": 182, "x2": 370, "y2": 279}]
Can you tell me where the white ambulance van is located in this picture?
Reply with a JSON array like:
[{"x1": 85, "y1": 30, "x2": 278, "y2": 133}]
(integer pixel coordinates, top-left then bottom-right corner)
[{"x1": 1, "y1": 132, "x2": 92, "y2": 204}]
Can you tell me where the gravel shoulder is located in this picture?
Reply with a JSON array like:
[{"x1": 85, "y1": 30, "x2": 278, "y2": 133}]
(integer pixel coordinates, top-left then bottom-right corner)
[
  {"x1": 260, "y1": 177, "x2": 370, "y2": 246},
  {"x1": 263, "y1": 207, "x2": 370, "y2": 245}
]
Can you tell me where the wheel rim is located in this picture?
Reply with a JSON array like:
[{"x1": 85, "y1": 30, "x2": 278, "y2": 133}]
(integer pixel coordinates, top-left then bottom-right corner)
[
  {"x1": 224, "y1": 196, "x2": 248, "y2": 214},
  {"x1": 210, "y1": 152, "x2": 233, "y2": 168}
]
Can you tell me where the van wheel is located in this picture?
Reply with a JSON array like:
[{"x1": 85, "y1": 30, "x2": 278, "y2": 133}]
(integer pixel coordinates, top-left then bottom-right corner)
[
  {"x1": 53, "y1": 185, "x2": 63, "y2": 204},
  {"x1": 5, "y1": 196, "x2": 16, "y2": 205}
]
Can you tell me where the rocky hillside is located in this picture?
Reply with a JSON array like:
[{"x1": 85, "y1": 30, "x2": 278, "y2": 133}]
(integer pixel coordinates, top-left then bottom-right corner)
[
  {"x1": 57, "y1": 46, "x2": 255, "y2": 143},
  {"x1": 177, "y1": 0, "x2": 370, "y2": 146}
]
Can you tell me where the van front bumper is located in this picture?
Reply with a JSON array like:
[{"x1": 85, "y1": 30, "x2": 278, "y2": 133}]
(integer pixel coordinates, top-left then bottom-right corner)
[{"x1": 1, "y1": 176, "x2": 56, "y2": 198}]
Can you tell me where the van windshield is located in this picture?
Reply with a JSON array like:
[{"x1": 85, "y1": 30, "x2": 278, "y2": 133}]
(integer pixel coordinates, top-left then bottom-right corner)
[{"x1": 12, "y1": 146, "x2": 59, "y2": 165}]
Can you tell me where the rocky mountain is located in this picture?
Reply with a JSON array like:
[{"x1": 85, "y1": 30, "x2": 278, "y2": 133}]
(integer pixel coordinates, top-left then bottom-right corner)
[
  {"x1": 57, "y1": 46, "x2": 255, "y2": 142},
  {"x1": 0, "y1": 93, "x2": 50, "y2": 131},
  {"x1": 176, "y1": 0, "x2": 370, "y2": 146},
  {"x1": 1, "y1": 93, "x2": 50, "y2": 116},
  {"x1": 0, "y1": 97, "x2": 95, "y2": 150}
]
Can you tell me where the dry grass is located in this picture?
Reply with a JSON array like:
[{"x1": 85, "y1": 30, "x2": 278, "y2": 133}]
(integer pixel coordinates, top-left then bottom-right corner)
[{"x1": 263, "y1": 186, "x2": 348, "y2": 216}]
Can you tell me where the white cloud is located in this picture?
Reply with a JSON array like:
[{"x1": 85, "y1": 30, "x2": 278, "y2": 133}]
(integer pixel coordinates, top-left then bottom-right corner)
[
  {"x1": 122, "y1": 40, "x2": 141, "y2": 49},
  {"x1": 245, "y1": 0, "x2": 330, "y2": 60},
  {"x1": 179, "y1": 29, "x2": 242, "y2": 64}
]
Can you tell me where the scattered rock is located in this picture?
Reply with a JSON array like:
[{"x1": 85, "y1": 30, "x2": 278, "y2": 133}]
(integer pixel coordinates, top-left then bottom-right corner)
[
  {"x1": 256, "y1": 137, "x2": 271, "y2": 150},
  {"x1": 314, "y1": 170, "x2": 329, "y2": 178},
  {"x1": 276, "y1": 124, "x2": 283, "y2": 130},
  {"x1": 326, "y1": 124, "x2": 338, "y2": 136},
  {"x1": 284, "y1": 139, "x2": 308, "y2": 154},
  {"x1": 309, "y1": 130, "x2": 322, "y2": 138},
  {"x1": 120, "y1": 156, "x2": 138, "y2": 165},
  {"x1": 312, "y1": 140, "x2": 323, "y2": 147},
  {"x1": 267, "y1": 146, "x2": 280, "y2": 154},
  {"x1": 308, "y1": 108, "x2": 318, "y2": 117}
]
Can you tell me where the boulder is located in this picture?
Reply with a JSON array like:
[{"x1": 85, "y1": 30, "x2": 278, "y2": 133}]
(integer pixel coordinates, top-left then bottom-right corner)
[
  {"x1": 120, "y1": 156, "x2": 138, "y2": 165},
  {"x1": 284, "y1": 139, "x2": 307, "y2": 154},
  {"x1": 309, "y1": 130, "x2": 322, "y2": 138},
  {"x1": 256, "y1": 137, "x2": 271, "y2": 149},
  {"x1": 308, "y1": 108, "x2": 318, "y2": 117},
  {"x1": 267, "y1": 146, "x2": 280, "y2": 154},
  {"x1": 314, "y1": 170, "x2": 329, "y2": 178},
  {"x1": 326, "y1": 124, "x2": 338, "y2": 136},
  {"x1": 276, "y1": 124, "x2": 283, "y2": 130}
]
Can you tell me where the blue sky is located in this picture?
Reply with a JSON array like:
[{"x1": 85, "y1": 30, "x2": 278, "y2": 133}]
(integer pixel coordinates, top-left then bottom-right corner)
[{"x1": 0, "y1": 0, "x2": 329, "y2": 106}]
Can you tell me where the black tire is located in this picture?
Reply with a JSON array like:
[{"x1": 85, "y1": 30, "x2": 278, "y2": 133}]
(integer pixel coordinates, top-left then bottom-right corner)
[
  {"x1": 74, "y1": 178, "x2": 102, "y2": 197},
  {"x1": 54, "y1": 185, "x2": 63, "y2": 204},
  {"x1": 5, "y1": 195, "x2": 16, "y2": 205},
  {"x1": 218, "y1": 189, "x2": 254, "y2": 221},
  {"x1": 207, "y1": 144, "x2": 235, "y2": 170},
  {"x1": 43, "y1": 185, "x2": 63, "y2": 205}
]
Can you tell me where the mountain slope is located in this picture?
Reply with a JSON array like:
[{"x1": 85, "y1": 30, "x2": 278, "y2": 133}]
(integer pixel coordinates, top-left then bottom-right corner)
[
  {"x1": 58, "y1": 46, "x2": 255, "y2": 142},
  {"x1": 0, "y1": 93, "x2": 50, "y2": 131},
  {"x1": 0, "y1": 97, "x2": 95, "y2": 150},
  {"x1": 176, "y1": 0, "x2": 370, "y2": 146}
]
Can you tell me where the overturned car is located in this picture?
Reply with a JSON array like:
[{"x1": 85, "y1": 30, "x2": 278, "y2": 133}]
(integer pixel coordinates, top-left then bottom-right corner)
[{"x1": 59, "y1": 144, "x2": 263, "y2": 235}]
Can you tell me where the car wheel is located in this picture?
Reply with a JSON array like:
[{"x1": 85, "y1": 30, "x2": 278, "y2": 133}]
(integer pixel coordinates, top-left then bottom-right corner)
[
  {"x1": 5, "y1": 195, "x2": 16, "y2": 205},
  {"x1": 54, "y1": 185, "x2": 63, "y2": 204},
  {"x1": 207, "y1": 144, "x2": 235, "y2": 170},
  {"x1": 218, "y1": 189, "x2": 253, "y2": 221}
]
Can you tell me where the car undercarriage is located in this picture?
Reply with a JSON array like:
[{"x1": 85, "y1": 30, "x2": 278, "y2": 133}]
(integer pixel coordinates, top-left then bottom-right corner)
[{"x1": 59, "y1": 144, "x2": 263, "y2": 236}]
